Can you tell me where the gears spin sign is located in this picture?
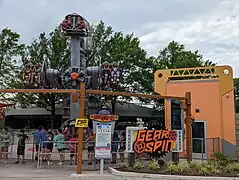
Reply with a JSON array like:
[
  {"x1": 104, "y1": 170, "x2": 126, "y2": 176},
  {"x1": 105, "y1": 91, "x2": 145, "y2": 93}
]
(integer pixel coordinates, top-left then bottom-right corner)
[{"x1": 133, "y1": 129, "x2": 177, "y2": 154}]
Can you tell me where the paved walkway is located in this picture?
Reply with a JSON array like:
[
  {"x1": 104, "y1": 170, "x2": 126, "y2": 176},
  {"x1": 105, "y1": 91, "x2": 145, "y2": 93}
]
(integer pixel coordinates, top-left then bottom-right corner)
[{"x1": 0, "y1": 162, "x2": 118, "y2": 180}]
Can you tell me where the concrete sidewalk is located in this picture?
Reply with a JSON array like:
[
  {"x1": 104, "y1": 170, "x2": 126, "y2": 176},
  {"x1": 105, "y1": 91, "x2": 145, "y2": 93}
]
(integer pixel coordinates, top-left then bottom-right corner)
[{"x1": 0, "y1": 164, "x2": 118, "y2": 180}]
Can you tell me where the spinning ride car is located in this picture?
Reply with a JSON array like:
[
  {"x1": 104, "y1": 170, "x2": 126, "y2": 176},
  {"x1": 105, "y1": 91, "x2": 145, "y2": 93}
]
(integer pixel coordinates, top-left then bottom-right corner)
[{"x1": 60, "y1": 13, "x2": 89, "y2": 36}]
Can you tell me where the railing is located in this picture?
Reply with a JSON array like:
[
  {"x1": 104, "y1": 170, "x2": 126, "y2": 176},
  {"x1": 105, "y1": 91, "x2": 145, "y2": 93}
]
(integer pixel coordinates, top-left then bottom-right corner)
[
  {"x1": 35, "y1": 140, "x2": 127, "y2": 169},
  {"x1": 0, "y1": 133, "x2": 221, "y2": 169}
]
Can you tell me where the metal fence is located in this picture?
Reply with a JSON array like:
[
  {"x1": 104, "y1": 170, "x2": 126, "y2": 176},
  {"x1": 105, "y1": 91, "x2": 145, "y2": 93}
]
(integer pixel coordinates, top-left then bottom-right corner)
[
  {"x1": 35, "y1": 140, "x2": 127, "y2": 170},
  {"x1": 0, "y1": 130, "x2": 222, "y2": 169}
]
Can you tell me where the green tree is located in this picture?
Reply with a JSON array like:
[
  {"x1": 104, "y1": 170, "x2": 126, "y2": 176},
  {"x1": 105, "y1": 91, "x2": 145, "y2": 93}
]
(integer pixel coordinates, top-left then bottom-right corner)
[
  {"x1": 154, "y1": 41, "x2": 215, "y2": 70},
  {"x1": 15, "y1": 28, "x2": 70, "y2": 128},
  {"x1": 0, "y1": 28, "x2": 25, "y2": 101},
  {"x1": 88, "y1": 21, "x2": 154, "y2": 95},
  {"x1": 234, "y1": 78, "x2": 239, "y2": 113}
]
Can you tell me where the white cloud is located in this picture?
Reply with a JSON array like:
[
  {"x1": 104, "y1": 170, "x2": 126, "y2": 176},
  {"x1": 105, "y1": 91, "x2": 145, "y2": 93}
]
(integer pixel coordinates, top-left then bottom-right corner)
[
  {"x1": 0, "y1": 0, "x2": 238, "y2": 77},
  {"x1": 139, "y1": 0, "x2": 239, "y2": 77}
]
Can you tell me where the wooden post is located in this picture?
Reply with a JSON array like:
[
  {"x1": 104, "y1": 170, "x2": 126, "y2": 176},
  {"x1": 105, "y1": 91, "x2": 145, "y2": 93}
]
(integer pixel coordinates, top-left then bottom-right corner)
[
  {"x1": 185, "y1": 92, "x2": 192, "y2": 162},
  {"x1": 76, "y1": 83, "x2": 85, "y2": 174}
]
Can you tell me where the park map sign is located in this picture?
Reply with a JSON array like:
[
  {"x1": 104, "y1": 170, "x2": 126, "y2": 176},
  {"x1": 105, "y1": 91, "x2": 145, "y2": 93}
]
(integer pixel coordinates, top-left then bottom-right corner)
[{"x1": 133, "y1": 129, "x2": 177, "y2": 154}]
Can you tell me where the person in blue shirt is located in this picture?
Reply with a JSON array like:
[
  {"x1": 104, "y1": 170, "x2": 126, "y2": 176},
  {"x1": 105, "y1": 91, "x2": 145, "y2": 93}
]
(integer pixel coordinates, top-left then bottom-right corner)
[
  {"x1": 34, "y1": 126, "x2": 45, "y2": 161},
  {"x1": 111, "y1": 132, "x2": 119, "y2": 164}
]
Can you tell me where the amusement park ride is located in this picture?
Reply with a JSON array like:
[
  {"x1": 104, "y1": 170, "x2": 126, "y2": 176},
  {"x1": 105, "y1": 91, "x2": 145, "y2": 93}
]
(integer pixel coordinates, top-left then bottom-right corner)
[{"x1": 0, "y1": 13, "x2": 193, "y2": 174}]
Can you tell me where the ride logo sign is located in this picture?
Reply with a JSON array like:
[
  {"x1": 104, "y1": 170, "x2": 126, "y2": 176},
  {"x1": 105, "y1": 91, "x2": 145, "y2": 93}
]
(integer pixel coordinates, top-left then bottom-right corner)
[{"x1": 133, "y1": 129, "x2": 177, "y2": 154}]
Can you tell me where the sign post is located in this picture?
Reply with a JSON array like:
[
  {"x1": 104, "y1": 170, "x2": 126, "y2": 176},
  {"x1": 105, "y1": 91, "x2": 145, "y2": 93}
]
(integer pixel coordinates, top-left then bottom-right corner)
[
  {"x1": 76, "y1": 83, "x2": 86, "y2": 174},
  {"x1": 95, "y1": 123, "x2": 112, "y2": 175}
]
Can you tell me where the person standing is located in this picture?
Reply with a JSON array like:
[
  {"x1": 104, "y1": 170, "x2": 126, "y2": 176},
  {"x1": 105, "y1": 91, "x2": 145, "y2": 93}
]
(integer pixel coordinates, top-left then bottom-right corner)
[
  {"x1": 46, "y1": 131, "x2": 54, "y2": 165},
  {"x1": 34, "y1": 126, "x2": 44, "y2": 161},
  {"x1": 54, "y1": 129, "x2": 66, "y2": 166},
  {"x1": 69, "y1": 134, "x2": 78, "y2": 165},
  {"x1": 87, "y1": 131, "x2": 95, "y2": 165},
  {"x1": 111, "y1": 132, "x2": 119, "y2": 164},
  {"x1": 15, "y1": 129, "x2": 29, "y2": 164},
  {"x1": 63, "y1": 124, "x2": 70, "y2": 141},
  {"x1": 41, "y1": 127, "x2": 47, "y2": 161},
  {"x1": 119, "y1": 132, "x2": 126, "y2": 163},
  {"x1": 1, "y1": 128, "x2": 11, "y2": 164}
]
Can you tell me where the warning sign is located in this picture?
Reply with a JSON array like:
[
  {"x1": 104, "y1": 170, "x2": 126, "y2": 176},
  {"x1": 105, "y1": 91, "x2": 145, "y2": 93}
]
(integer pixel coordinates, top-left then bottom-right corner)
[{"x1": 75, "y1": 118, "x2": 88, "y2": 128}]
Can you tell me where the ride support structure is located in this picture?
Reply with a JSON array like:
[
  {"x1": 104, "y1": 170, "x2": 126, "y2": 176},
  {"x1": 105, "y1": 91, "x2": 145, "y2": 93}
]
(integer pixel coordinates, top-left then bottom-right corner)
[{"x1": 15, "y1": 12, "x2": 193, "y2": 174}]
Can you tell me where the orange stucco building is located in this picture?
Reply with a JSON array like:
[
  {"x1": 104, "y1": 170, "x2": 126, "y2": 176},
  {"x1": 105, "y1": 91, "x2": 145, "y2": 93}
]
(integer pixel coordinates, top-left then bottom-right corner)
[{"x1": 154, "y1": 66, "x2": 236, "y2": 159}]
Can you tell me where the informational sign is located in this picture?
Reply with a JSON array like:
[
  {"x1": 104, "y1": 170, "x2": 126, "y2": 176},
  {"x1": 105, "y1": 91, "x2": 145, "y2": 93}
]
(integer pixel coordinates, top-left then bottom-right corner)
[
  {"x1": 90, "y1": 114, "x2": 118, "y2": 122},
  {"x1": 133, "y1": 129, "x2": 178, "y2": 154},
  {"x1": 126, "y1": 127, "x2": 147, "y2": 153},
  {"x1": 95, "y1": 124, "x2": 112, "y2": 159},
  {"x1": 92, "y1": 107, "x2": 116, "y2": 135},
  {"x1": 75, "y1": 118, "x2": 88, "y2": 127},
  {"x1": 172, "y1": 130, "x2": 183, "y2": 152}
]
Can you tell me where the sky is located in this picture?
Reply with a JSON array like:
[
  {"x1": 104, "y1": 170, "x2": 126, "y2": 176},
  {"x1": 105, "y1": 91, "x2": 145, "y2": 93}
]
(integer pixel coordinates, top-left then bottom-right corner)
[{"x1": 0, "y1": 0, "x2": 238, "y2": 77}]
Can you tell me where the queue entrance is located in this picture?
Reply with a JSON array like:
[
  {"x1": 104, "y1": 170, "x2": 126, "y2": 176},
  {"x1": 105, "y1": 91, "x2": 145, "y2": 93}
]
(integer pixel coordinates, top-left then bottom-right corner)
[{"x1": 0, "y1": 87, "x2": 192, "y2": 174}]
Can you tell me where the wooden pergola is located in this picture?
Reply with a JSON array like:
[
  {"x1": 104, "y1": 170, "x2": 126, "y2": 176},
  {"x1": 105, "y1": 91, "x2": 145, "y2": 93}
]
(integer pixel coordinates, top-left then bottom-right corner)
[{"x1": 0, "y1": 85, "x2": 192, "y2": 174}]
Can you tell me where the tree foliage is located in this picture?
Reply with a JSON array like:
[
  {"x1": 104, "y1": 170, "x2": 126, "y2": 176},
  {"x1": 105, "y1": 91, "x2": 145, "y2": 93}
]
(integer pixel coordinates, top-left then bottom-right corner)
[
  {"x1": 4, "y1": 21, "x2": 220, "y2": 114},
  {"x1": 154, "y1": 41, "x2": 216, "y2": 70},
  {"x1": 0, "y1": 28, "x2": 25, "y2": 101},
  {"x1": 88, "y1": 21, "x2": 154, "y2": 95},
  {"x1": 13, "y1": 28, "x2": 70, "y2": 127}
]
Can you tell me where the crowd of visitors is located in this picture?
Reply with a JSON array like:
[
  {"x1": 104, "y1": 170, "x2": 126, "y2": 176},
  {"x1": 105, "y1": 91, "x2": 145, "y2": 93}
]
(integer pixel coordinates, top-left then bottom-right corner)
[{"x1": 0, "y1": 126, "x2": 127, "y2": 166}]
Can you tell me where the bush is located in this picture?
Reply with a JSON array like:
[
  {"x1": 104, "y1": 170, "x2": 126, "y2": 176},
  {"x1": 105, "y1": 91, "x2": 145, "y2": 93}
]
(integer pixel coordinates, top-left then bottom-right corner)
[
  {"x1": 119, "y1": 162, "x2": 128, "y2": 169},
  {"x1": 211, "y1": 152, "x2": 232, "y2": 166},
  {"x1": 189, "y1": 162, "x2": 201, "y2": 171},
  {"x1": 225, "y1": 163, "x2": 239, "y2": 173},
  {"x1": 165, "y1": 161, "x2": 190, "y2": 175},
  {"x1": 197, "y1": 162, "x2": 221, "y2": 176},
  {"x1": 148, "y1": 159, "x2": 160, "y2": 172},
  {"x1": 133, "y1": 160, "x2": 144, "y2": 170}
]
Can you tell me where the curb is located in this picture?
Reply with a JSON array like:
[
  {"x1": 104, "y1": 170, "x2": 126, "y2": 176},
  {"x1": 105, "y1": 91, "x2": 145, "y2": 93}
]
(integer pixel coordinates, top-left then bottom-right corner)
[
  {"x1": 71, "y1": 173, "x2": 112, "y2": 177},
  {"x1": 108, "y1": 167, "x2": 239, "y2": 180}
]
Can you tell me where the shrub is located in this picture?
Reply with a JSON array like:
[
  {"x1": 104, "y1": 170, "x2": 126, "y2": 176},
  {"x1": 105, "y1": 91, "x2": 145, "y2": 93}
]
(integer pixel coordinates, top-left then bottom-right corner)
[
  {"x1": 197, "y1": 162, "x2": 221, "y2": 176},
  {"x1": 148, "y1": 159, "x2": 160, "y2": 172},
  {"x1": 211, "y1": 152, "x2": 232, "y2": 166},
  {"x1": 133, "y1": 160, "x2": 144, "y2": 170},
  {"x1": 189, "y1": 162, "x2": 201, "y2": 171},
  {"x1": 119, "y1": 162, "x2": 129, "y2": 169},
  {"x1": 165, "y1": 161, "x2": 190, "y2": 175},
  {"x1": 225, "y1": 163, "x2": 239, "y2": 173}
]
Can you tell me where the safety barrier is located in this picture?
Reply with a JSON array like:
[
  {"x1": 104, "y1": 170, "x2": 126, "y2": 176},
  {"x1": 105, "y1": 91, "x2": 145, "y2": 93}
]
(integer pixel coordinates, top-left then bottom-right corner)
[
  {"x1": 35, "y1": 140, "x2": 128, "y2": 169},
  {"x1": 0, "y1": 133, "x2": 221, "y2": 170}
]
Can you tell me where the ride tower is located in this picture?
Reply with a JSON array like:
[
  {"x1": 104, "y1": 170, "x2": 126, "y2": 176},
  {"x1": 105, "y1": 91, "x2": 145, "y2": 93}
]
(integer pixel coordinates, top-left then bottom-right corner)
[{"x1": 60, "y1": 13, "x2": 89, "y2": 129}]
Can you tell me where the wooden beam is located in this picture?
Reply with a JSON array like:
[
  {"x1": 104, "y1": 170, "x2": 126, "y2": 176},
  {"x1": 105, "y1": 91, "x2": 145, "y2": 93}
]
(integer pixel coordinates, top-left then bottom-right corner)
[
  {"x1": 0, "y1": 89, "x2": 78, "y2": 93},
  {"x1": 0, "y1": 88, "x2": 186, "y2": 100},
  {"x1": 86, "y1": 89, "x2": 186, "y2": 100}
]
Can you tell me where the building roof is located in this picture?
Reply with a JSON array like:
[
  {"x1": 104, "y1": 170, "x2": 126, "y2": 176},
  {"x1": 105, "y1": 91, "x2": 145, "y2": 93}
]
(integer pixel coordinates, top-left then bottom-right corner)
[{"x1": 5, "y1": 102, "x2": 163, "y2": 117}]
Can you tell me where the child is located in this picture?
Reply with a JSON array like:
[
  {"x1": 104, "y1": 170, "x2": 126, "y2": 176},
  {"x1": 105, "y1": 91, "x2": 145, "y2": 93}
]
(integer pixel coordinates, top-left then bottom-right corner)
[
  {"x1": 69, "y1": 134, "x2": 78, "y2": 165},
  {"x1": 15, "y1": 129, "x2": 29, "y2": 164},
  {"x1": 46, "y1": 131, "x2": 54, "y2": 165}
]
